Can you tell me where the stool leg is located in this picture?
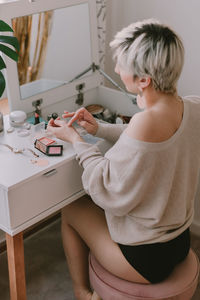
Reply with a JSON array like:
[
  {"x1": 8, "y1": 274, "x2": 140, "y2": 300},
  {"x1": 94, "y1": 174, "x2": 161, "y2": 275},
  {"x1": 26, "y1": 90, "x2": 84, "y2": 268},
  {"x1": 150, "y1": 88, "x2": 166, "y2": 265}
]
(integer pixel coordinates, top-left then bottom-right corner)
[{"x1": 91, "y1": 290, "x2": 102, "y2": 300}]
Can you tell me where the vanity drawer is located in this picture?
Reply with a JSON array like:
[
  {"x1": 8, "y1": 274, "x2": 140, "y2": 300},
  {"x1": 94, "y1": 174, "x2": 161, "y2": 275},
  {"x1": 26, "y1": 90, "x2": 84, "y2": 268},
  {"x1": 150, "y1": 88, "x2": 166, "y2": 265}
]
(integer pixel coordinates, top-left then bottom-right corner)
[{"x1": 7, "y1": 159, "x2": 83, "y2": 228}]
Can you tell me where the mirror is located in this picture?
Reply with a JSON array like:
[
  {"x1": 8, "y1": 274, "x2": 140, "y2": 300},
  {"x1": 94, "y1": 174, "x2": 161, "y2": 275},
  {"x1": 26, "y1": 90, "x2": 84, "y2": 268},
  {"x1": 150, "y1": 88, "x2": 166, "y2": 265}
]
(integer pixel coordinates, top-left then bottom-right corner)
[
  {"x1": 12, "y1": 3, "x2": 92, "y2": 99},
  {"x1": 1, "y1": 0, "x2": 100, "y2": 113}
]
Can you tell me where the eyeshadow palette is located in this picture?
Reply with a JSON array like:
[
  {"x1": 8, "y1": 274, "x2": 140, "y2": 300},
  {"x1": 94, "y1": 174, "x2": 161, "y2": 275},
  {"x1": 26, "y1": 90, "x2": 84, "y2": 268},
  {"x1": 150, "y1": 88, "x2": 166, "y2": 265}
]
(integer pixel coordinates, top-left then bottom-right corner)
[{"x1": 34, "y1": 137, "x2": 63, "y2": 156}]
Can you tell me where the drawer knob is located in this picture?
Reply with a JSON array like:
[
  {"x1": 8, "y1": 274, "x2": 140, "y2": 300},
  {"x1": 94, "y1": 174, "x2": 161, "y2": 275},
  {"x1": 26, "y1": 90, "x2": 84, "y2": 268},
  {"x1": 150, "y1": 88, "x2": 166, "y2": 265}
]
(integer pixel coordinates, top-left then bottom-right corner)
[{"x1": 43, "y1": 169, "x2": 57, "y2": 177}]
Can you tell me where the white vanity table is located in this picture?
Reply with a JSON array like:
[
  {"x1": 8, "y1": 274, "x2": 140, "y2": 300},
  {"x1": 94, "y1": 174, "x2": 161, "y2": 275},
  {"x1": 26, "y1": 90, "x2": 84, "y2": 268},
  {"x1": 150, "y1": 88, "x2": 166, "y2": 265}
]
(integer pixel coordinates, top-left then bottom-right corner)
[
  {"x1": 0, "y1": 113, "x2": 111, "y2": 300},
  {"x1": 0, "y1": 0, "x2": 139, "y2": 299}
]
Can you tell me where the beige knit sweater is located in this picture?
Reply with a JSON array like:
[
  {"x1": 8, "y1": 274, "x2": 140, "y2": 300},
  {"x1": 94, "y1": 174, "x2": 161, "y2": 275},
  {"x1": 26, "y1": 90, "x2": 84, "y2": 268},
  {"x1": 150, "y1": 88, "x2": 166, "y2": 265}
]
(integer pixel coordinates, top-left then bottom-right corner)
[{"x1": 73, "y1": 96, "x2": 200, "y2": 245}]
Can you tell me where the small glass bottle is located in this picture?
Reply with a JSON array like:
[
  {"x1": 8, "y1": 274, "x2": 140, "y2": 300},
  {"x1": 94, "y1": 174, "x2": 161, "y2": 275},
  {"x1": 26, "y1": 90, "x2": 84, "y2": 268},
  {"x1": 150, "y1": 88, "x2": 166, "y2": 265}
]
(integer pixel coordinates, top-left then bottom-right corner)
[{"x1": 0, "y1": 112, "x2": 4, "y2": 132}]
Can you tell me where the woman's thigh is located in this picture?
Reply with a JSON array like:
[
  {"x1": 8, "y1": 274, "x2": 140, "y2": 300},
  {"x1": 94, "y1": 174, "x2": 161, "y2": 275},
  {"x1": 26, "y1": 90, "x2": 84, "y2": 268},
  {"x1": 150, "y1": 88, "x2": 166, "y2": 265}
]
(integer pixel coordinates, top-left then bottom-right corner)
[{"x1": 61, "y1": 195, "x2": 149, "y2": 284}]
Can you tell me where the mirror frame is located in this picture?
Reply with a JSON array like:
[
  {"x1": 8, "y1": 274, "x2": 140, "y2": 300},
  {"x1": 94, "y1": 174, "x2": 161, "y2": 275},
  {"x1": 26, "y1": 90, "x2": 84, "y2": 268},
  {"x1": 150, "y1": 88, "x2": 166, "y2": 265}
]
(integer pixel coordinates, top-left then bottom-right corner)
[{"x1": 0, "y1": 0, "x2": 101, "y2": 113}]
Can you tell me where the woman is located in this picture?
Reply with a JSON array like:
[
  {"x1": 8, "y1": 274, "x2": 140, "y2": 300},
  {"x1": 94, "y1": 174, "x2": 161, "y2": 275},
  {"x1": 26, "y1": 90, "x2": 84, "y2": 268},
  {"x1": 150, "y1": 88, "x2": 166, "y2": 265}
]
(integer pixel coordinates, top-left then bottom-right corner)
[{"x1": 47, "y1": 19, "x2": 200, "y2": 300}]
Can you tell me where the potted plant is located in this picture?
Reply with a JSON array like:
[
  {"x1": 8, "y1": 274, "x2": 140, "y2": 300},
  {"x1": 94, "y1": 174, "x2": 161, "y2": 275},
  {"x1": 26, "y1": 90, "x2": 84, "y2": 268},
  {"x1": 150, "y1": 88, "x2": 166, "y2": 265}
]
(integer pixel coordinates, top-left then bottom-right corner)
[{"x1": 0, "y1": 20, "x2": 19, "y2": 97}]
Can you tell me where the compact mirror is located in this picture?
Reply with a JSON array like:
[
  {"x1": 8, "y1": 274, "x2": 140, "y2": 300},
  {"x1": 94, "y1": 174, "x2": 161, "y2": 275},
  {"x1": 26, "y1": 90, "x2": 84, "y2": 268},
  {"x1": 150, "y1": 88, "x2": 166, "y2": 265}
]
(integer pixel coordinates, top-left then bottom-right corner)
[{"x1": 1, "y1": 0, "x2": 100, "y2": 113}]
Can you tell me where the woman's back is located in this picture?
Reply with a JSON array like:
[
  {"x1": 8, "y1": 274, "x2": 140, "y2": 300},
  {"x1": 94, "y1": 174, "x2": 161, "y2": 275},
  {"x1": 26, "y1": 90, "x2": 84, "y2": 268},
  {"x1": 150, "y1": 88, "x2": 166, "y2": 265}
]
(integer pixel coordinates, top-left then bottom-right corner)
[{"x1": 76, "y1": 97, "x2": 200, "y2": 246}]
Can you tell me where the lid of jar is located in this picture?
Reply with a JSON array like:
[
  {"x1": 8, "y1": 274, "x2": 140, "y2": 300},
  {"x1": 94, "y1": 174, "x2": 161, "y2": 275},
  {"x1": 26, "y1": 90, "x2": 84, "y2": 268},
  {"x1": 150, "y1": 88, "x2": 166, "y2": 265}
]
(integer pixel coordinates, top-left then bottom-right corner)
[{"x1": 9, "y1": 110, "x2": 27, "y2": 123}]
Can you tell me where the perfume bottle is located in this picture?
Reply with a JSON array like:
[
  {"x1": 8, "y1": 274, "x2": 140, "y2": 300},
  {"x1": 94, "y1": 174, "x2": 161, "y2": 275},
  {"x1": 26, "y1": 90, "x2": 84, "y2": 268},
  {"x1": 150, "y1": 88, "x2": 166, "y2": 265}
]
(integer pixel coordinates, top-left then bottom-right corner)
[{"x1": 0, "y1": 112, "x2": 4, "y2": 132}]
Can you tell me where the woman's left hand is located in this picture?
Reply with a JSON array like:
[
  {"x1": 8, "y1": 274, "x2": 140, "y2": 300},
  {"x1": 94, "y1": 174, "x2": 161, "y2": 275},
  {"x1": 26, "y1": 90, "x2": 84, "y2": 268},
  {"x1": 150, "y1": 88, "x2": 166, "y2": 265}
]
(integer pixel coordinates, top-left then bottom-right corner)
[{"x1": 47, "y1": 118, "x2": 84, "y2": 144}]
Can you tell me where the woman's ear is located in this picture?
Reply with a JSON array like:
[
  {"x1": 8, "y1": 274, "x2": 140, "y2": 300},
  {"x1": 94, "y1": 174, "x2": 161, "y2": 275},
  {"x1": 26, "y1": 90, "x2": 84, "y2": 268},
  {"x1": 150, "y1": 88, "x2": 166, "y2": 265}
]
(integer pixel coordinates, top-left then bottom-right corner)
[{"x1": 138, "y1": 77, "x2": 151, "y2": 89}]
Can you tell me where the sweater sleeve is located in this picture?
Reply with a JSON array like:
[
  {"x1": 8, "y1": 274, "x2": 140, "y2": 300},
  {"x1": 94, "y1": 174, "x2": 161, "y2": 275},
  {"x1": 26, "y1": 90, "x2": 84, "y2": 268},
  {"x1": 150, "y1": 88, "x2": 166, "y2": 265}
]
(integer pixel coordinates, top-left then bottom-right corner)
[
  {"x1": 73, "y1": 135, "x2": 153, "y2": 216},
  {"x1": 95, "y1": 122, "x2": 127, "y2": 144}
]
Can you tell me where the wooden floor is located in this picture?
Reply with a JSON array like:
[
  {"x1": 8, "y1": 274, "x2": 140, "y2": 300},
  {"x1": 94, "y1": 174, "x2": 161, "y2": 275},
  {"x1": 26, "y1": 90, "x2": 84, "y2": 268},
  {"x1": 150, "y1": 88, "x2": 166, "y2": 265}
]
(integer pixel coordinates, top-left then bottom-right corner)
[{"x1": 0, "y1": 219, "x2": 75, "y2": 300}]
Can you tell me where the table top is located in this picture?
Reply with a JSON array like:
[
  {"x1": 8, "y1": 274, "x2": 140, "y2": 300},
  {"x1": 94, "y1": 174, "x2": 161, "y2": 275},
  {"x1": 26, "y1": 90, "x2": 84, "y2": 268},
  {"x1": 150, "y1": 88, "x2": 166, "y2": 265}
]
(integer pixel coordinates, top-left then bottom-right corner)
[{"x1": 0, "y1": 115, "x2": 100, "y2": 191}]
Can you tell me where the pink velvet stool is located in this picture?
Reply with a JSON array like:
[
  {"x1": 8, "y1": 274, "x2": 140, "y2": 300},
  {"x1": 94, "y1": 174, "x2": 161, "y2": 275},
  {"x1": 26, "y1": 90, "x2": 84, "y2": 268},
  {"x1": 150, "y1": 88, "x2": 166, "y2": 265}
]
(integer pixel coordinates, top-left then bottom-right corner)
[{"x1": 89, "y1": 249, "x2": 199, "y2": 300}]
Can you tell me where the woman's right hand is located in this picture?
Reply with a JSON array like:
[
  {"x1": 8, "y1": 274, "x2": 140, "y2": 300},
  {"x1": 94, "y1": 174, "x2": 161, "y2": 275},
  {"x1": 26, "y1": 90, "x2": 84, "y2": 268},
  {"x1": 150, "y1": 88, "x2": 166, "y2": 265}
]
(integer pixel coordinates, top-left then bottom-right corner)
[{"x1": 62, "y1": 107, "x2": 98, "y2": 135}]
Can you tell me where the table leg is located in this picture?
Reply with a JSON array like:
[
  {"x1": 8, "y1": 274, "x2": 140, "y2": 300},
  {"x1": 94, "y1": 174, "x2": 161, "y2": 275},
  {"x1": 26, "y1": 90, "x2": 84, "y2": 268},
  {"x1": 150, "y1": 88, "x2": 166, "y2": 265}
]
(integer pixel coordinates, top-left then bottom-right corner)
[{"x1": 6, "y1": 232, "x2": 27, "y2": 300}]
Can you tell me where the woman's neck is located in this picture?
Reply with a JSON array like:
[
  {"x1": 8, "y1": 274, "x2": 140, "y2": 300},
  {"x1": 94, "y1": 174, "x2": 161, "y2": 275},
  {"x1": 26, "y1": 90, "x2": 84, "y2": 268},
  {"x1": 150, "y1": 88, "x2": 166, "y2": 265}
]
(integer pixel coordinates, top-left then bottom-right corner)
[{"x1": 140, "y1": 87, "x2": 180, "y2": 110}]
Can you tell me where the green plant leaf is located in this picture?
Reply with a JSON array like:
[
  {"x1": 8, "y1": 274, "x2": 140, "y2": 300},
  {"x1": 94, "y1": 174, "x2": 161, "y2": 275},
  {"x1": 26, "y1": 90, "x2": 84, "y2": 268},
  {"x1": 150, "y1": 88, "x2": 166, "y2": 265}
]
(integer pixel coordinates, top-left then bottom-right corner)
[
  {"x1": 0, "y1": 35, "x2": 19, "y2": 52},
  {"x1": 0, "y1": 20, "x2": 13, "y2": 32},
  {"x1": 0, "y1": 44, "x2": 18, "y2": 62},
  {"x1": 0, "y1": 70, "x2": 6, "y2": 97},
  {"x1": 0, "y1": 56, "x2": 6, "y2": 70}
]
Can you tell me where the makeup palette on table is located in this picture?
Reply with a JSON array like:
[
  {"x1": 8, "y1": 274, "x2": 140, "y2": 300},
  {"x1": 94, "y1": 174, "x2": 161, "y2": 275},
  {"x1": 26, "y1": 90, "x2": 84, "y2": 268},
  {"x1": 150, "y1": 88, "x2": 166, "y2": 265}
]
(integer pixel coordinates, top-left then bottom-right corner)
[{"x1": 34, "y1": 137, "x2": 63, "y2": 156}]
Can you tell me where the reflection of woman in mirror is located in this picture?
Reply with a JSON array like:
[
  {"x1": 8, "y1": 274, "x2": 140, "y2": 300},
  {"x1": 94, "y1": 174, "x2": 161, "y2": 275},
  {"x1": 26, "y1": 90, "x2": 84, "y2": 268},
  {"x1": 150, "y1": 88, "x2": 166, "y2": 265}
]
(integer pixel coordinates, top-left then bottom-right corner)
[{"x1": 47, "y1": 19, "x2": 199, "y2": 300}]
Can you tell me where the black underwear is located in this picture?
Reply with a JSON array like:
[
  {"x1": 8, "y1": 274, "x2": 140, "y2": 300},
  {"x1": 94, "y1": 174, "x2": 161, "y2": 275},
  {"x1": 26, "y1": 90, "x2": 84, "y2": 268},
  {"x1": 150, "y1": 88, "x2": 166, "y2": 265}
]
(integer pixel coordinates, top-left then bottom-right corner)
[{"x1": 118, "y1": 228, "x2": 190, "y2": 283}]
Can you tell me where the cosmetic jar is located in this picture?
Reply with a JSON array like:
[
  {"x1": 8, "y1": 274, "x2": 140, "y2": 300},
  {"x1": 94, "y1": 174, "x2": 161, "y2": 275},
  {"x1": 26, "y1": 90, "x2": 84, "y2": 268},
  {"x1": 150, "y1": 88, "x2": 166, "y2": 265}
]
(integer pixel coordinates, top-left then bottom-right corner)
[{"x1": 9, "y1": 110, "x2": 27, "y2": 127}]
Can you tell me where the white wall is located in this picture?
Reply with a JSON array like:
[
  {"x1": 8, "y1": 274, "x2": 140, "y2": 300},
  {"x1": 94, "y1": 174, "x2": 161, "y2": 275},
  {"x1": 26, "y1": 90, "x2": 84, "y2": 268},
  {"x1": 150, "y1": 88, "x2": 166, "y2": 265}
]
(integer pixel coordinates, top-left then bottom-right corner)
[{"x1": 105, "y1": 0, "x2": 200, "y2": 97}]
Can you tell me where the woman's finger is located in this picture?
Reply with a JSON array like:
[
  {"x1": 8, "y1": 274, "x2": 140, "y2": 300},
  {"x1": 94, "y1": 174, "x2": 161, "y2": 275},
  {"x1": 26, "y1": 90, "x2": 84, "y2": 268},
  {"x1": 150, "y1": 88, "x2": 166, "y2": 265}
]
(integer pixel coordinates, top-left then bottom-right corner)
[
  {"x1": 48, "y1": 118, "x2": 60, "y2": 127},
  {"x1": 62, "y1": 112, "x2": 75, "y2": 118},
  {"x1": 48, "y1": 118, "x2": 54, "y2": 125},
  {"x1": 53, "y1": 119, "x2": 65, "y2": 126},
  {"x1": 67, "y1": 113, "x2": 81, "y2": 126},
  {"x1": 64, "y1": 107, "x2": 86, "y2": 126}
]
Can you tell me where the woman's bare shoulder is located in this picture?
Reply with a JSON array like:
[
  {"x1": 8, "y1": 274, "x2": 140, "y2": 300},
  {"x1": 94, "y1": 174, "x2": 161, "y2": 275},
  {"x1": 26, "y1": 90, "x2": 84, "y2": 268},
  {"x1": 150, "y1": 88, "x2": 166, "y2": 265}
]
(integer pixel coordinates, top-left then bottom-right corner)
[{"x1": 125, "y1": 110, "x2": 170, "y2": 143}]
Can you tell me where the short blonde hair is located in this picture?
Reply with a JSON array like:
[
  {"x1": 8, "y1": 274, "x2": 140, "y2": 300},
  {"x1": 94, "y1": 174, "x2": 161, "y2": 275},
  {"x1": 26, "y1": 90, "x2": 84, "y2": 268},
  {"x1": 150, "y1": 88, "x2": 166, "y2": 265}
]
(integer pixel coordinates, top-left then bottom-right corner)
[{"x1": 110, "y1": 19, "x2": 184, "y2": 94}]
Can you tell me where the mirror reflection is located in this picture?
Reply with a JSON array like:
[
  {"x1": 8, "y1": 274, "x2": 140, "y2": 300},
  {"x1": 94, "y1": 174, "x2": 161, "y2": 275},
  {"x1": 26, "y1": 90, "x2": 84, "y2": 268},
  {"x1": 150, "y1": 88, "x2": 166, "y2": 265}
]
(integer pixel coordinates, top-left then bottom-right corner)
[{"x1": 12, "y1": 3, "x2": 92, "y2": 99}]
